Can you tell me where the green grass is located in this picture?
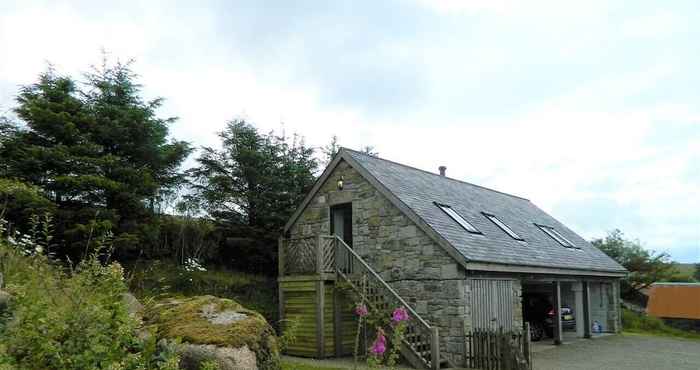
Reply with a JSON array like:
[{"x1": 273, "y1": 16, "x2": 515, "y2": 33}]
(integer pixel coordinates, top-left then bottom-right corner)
[
  {"x1": 667, "y1": 262, "x2": 697, "y2": 282},
  {"x1": 676, "y1": 263, "x2": 695, "y2": 275},
  {"x1": 126, "y1": 259, "x2": 278, "y2": 324},
  {"x1": 622, "y1": 308, "x2": 700, "y2": 340},
  {"x1": 281, "y1": 361, "x2": 345, "y2": 370}
]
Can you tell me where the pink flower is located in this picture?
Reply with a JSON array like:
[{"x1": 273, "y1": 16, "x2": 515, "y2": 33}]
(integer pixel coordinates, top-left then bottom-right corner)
[
  {"x1": 370, "y1": 328, "x2": 387, "y2": 355},
  {"x1": 391, "y1": 307, "x2": 409, "y2": 323},
  {"x1": 355, "y1": 304, "x2": 368, "y2": 317}
]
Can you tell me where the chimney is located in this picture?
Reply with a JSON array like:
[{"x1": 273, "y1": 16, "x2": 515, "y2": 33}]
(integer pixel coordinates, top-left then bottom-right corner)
[{"x1": 438, "y1": 166, "x2": 447, "y2": 177}]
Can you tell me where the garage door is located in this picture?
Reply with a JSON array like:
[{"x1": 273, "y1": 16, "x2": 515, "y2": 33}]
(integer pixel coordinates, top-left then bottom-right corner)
[{"x1": 471, "y1": 279, "x2": 515, "y2": 331}]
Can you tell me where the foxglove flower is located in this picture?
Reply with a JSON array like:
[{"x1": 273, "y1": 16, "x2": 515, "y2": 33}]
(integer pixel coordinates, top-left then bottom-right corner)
[
  {"x1": 391, "y1": 307, "x2": 409, "y2": 323},
  {"x1": 355, "y1": 304, "x2": 368, "y2": 317},
  {"x1": 370, "y1": 328, "x2": 387, "y2": 355}
]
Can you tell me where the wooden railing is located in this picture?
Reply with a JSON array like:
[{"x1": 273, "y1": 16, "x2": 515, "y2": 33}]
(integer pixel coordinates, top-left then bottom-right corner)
[
  {"x1": 331, "y1": 236, "x2": 441, "y2": 370},
  {"x1": 465, "y1": 325, "x2": 532, "y2": 370},
  {"x1": 279, "y1": 236, "x2": 336, "y2": 275}
]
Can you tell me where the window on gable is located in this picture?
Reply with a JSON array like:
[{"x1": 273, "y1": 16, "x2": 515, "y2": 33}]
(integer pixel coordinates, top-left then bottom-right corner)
[
  {"x1": 435, "y1": 203, "x2": 481, "y2": 234},
  {"x1": 536, "y1": 224, "x2": 578, "y2": 248},
  {"x1": 483, "y1": 213, "x2": 523, "y2": 240}
]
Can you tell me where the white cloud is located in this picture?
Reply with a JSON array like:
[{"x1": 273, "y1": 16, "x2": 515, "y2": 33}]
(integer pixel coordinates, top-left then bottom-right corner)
[
  {"x1": 620, "y1": 11, "x2": 690, "y2": 39},
  {"x1": 1, "y1": 0, "x2": 698, "y2": 261}
]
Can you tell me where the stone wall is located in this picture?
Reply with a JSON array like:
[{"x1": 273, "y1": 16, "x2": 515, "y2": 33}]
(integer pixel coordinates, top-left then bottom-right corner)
[{"x1": 289, "y1": 160, "x2": 468, "y2": 365}]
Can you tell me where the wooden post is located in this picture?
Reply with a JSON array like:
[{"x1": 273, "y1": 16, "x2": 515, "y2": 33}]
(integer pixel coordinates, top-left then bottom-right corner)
[
  {"x1": 277, "y1": 237, "x2": 285, "y2": 343},
  {"x1": 583, "y1": 281, "x2": 592, "y2": 338},
  {"x1": 497, "y1": 327, "x2": 504, "y2": 370},
  {"x1": 463, "y1": 320, "x2": 469, "y2": 368},
  {"x1": 316, "y1": 235, "x2": 323, "y2": 274},
  {"x1": 430, "y1": 326, "x2": 440, "y2": 370},
  {"x1": 552, "y1": 281, "x2": 562, "y2": 345},
  {"x1": 523, "y1": 322, "x2": 532, "y2": 369},
  {"x1": 278, "y1": 237, "x2": 285, "y2": 276},
  {"x1": 333, "y1": 286, "x2": 342, "y2": 356},
  {"x1": 278, "y1": 285, "x2": 285, "y2": 340},
  {"x1": 316, "y1": 280, "x2": 325, "y2": 358}
]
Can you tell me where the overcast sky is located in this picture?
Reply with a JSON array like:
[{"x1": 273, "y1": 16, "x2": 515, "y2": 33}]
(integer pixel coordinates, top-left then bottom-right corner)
[{"x1": 1, "y1": 1, "x2": 698, "y2": 262}]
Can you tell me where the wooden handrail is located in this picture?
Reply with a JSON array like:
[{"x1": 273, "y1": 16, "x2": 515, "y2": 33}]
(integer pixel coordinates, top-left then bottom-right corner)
[
  {"x1": 328, "y1": 235, "x2": 433, "y2": 330},
  {"x1": 328, "y1": 235, "x2": 440, "y2": 369}
]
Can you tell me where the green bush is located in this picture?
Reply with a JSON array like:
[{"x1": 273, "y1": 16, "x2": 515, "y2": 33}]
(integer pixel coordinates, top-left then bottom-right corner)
[
  {"x1": 0, "y1": 178, "x2": 55, "y2": 234},
  {"x1": 0, "y1": 236, "x2": 180, "y2": 369}
]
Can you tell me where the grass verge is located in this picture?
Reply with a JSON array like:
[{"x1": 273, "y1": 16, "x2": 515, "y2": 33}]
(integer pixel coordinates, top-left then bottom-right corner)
[
  {"x1": 281, "y1": 361, "x2": 345, "y2": 370},
  {"x1": 622, "y1": 308, "x2": 700, "y2": 340}
]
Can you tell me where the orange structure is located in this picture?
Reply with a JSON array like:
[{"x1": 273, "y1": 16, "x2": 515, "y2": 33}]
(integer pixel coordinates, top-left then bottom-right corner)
[{"x1": 646, "y1": 283, "x2": 700, "y2": 320}]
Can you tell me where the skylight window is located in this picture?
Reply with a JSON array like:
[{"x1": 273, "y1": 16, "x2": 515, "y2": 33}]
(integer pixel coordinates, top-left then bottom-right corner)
[
  {"x1": 483, "y1": 213, "x2": 523, "y2": 240},
  {"x1": 536, "y1": 224, "x2": 577, "y2": 248},
  {"x1": 435, "y1": 203, "x2": 480, "y2": 234}
]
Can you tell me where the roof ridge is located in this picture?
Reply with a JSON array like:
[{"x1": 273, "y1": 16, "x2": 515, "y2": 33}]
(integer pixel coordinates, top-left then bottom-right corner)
[{"x1": 341, "y1": 147, "x2": 530, "y2": 202}]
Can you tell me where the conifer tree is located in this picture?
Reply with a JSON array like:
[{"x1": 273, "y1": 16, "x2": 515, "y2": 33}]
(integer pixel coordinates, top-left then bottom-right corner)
[{"x1": 0, "y1": 60, "x2": 191, "y2": 258}]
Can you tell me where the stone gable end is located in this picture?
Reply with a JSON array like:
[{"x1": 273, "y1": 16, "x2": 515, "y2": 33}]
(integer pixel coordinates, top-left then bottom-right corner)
[{"x1": 289, "y1": 159, "x2": 468, "y2": 364}]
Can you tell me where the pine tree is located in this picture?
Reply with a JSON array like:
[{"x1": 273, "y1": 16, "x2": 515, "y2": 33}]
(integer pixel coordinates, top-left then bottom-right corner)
[
  {"x1": 0, "y1": 61, "x2": 191, "y2": 258},
  {"x1": 188, "y1": 119, "x2": 317, "y2": 273}
]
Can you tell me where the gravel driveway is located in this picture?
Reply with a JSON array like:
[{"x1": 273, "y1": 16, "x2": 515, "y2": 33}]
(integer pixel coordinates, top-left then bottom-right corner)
[{"x1": 533, "y1": 334, "x2": 700, "y2": 370}]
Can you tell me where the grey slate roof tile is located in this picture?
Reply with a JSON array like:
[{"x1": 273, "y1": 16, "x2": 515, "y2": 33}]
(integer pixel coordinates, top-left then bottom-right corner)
[{"x1": 346, "y1": 149, "x2": 626, "y2": 273}]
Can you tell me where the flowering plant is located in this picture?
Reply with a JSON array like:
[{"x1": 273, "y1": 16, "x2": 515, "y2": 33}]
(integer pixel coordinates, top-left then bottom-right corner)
[
  {"x1": 366, "y1": 327, "x2": 386, "y2": 368},
  {"x1": 355, "y1": 304, "x2": 368, "y2": 317},
  {"x1": 362, "y1": 306, "x2": 410, "y2": 369},
  {"x1": 184, "y1": 257, "x2": 206, "y2": 272},
  {"x1": 391, "y1": 307, "x2": 409, "y2": 323},
  {"x1": 370, "y1": 328, "x2": 387, "y2": 355}
]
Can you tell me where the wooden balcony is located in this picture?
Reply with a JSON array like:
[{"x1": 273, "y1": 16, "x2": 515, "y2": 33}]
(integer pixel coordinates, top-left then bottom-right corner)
[{"x1": 278, "y1": 235, "x2": 348, "y2": 277}]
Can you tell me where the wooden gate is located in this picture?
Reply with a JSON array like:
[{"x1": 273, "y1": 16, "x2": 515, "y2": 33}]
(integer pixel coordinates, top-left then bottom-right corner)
[
  {"x1": 471, "y1": 279, "x2": 516, "y2": 330},
  {"x1": 465, "y1": 326, "x2": 532, "y2": 370}
]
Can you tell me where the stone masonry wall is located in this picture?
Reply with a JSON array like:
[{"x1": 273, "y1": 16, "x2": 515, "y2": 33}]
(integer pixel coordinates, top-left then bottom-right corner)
[{"x1": 289, "y1": 160, "x2": 468, "y2": 365}]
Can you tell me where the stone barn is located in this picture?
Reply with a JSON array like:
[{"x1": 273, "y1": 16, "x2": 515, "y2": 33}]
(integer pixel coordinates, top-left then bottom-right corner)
[{"x1": 278, "y1": 148, "x2": 626, "y2": 369}]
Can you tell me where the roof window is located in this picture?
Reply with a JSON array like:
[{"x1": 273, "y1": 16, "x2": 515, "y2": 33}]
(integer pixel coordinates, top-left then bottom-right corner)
[
  {"x1": 483, "y1": 213, "x2": 523, "y2": 240},
  {"x1": 435, "y1": 203, "x2": 481, "y2": 234},
  {"x1": 536, "y1": 224, "x2": 577, "y2": 248}
]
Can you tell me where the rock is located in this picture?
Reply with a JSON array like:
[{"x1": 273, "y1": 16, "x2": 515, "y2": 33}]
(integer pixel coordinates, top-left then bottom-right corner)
[
  {"x1": 122, "y1": 292, "x2": 155, "y2": 341},
  {"x1": 123, "y1": 292, "x2": 144, "y2": 319},
  {"x1": 147, "y1": 295, "x2": 280, "y2": 370},
  {"x1": 0, "y1": 289, "x2": 12, "y2": 313},
  {"x1": 162, "y1": 341, "x2": 258, "y2": 370}
]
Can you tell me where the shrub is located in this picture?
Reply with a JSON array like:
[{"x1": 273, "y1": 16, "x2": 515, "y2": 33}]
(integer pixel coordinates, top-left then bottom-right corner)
[{"x1": 0, "y1": 230, "x2": 179, "y2": 369}]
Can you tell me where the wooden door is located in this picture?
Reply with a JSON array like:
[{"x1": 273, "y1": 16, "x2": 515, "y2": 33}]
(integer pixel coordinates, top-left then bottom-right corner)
[{"x1": 330, "y1": 203, "x2": 352, "y2": 247}]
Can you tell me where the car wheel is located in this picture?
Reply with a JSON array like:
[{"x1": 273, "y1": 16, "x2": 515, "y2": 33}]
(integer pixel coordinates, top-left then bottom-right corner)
[{"x1": 529, "y1": 322, "x2": 544, "y2": 342}]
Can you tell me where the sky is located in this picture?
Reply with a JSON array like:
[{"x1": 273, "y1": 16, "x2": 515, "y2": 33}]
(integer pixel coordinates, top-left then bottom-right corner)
[{"x1": 0, "y1": 0, "x2": 698, "y2": 262}]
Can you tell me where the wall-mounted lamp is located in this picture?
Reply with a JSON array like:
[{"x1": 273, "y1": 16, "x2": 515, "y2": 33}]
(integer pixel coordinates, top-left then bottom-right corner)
[{"x1": 337, "y1": 176, "x2": 344, "y2": 190}]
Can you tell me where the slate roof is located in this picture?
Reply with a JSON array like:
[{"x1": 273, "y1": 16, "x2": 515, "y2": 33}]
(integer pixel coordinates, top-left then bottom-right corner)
[{"x1": 345, "y1": 148, "x2": 626, "y2": 273}]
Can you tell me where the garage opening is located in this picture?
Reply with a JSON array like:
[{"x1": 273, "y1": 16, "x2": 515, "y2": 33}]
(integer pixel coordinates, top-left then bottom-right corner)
[{"x1": 521, "y1": 281, "x2": 581, "y2": 343}]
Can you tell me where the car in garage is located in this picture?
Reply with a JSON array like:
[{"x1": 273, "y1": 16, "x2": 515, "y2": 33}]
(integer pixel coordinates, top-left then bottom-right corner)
[{"x1": 523, "y1": 293, "x2": 576, "y2": 341}]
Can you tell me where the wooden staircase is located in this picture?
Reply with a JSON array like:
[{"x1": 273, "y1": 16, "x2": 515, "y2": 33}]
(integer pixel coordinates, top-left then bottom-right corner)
[{"x1": 331, "y1": 235, "x2": 446, "y2": 370}]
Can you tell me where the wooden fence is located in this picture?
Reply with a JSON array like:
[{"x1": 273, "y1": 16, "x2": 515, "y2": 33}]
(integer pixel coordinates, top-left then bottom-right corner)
[{"x1": 465, "y1": 324, "x2": 532, "y2": 370}]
